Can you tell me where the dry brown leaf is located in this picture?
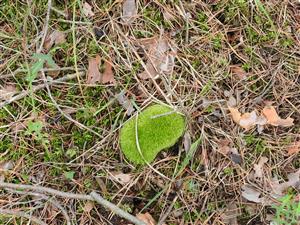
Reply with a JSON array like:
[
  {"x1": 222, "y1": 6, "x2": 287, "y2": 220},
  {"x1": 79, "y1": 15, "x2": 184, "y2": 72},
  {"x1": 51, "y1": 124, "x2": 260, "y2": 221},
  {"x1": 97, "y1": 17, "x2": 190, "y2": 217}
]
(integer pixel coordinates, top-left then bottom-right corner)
[
  {"x1": 138, "y1": 37, "x2": 171, "y2": 80},
  {"x1": 122, "y1": 0, "x2": 137, "y2": 24},
  {"x1": 287, "y1": 141, "x2": 300, "y2": 156},
  {"x1": 253, "y1": 157, "x2": 268, "y2": 179},
  {"x1": 83, "y1": 201, "x2": 94, "y2": 213},
  {"x1": 83, "y1": 2, "x2": 95, "y2": 17},
  {"x1": 87, "y1": 55, "x2": 101, "y2": 84},
  {"x1": 101, "y1": 60, "x2": 115, "y2": 84},
  {"x1": 44, "y1": 30, "x2": 66, "y2": 51},
  {"x1": 241, "y1": 185, "x2": 265, "y2": 203},
  {"x1": 115, "y1": 91, "x2": 135, "y2": 116},
  {"x1": 262, "y1": 106, "x2": 294, "y2": 127},
  {"x1": 228, "y1": 106, "x2": 267, "y2": 130},
  {"x1": 0, "y1": 85, "x2": 17, "y2": 101},
  {"x1": 136, "y1": 212, "x2": 156, "y2": 225},
  {"x1": 217, "y1": 139, "x2": 232, "y2": 155},
  {"x1": 110, "y1": 172, "x2": 132, "y2": 185},
  {"x1": 230, "y1": 65, "x2": 247, "y2": 80},
  {"x1": 270, "y1": 170, "x2": 300, "y2": 196}
]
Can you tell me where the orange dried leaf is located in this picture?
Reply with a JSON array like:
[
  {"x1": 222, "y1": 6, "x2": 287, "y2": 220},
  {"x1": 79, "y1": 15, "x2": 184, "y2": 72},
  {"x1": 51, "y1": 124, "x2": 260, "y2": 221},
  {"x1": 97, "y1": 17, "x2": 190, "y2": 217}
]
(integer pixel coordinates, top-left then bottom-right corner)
[
  {"x1": 101, "y1": 60, "x2": 115, "y2": 84},
  {"x1": 287, "y1": 141, "x2": 300, "y2": 156},
  {"x1": 87, "y1": 55, "x2": 101, "y2": 84},
  {"x1": 230, "y1": 65, "x2": 247, "y2": 80},
  {"x1": 228, "y1": 106, "x2": 241, "y2": 124},
  {"x1": 262, "y1": 106, "x2": 294, "y2": 127},
  {"x1": 136, "y1": 212, "x2": 156, "y2": 225}
]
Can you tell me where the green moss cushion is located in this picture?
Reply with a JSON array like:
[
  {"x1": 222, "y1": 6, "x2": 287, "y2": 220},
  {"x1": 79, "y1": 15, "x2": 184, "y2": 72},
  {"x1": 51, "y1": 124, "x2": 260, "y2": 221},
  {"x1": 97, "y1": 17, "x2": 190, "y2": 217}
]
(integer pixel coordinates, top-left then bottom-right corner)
[{"x1": 120, "y1": 104, "x2": 186, "y2": 165}]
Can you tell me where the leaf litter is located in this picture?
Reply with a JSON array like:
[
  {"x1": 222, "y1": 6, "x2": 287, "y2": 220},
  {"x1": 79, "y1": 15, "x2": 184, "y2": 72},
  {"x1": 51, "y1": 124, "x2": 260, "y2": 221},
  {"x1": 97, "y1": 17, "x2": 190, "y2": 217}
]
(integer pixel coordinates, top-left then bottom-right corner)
[
  {"x1": 82, "y1": 2, "x2": 95, "y2": 17},
  {"x1": 228, "y1": 104, "x2": 294, "y2": 130},
  {"x1": 0, "y1": 84, "x2": 17, "y2": 101},
  {"x1": 136, "y1": 212, "x2": 156, "y2": 225},
  {"x1": 138, "y1": 36, "x2": 176, "y2": 80},
  {"x1": 44, "y1": 30, "x2": 66, "y2": 51}
]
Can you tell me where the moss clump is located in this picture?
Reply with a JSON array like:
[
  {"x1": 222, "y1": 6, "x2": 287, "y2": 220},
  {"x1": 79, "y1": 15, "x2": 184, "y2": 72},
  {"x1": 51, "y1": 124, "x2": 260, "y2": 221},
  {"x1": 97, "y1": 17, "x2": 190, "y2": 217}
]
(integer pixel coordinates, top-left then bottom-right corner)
[{"x1": 120, "y1": 104, "x2": 186, "y2": 165}]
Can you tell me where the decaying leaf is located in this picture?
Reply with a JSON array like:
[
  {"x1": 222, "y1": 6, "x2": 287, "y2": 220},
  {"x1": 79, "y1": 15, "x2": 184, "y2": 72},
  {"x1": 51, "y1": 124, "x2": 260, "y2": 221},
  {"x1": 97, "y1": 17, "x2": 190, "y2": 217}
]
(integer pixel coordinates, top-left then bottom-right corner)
[
  {"x1": 183, "y1": 131, "x2": 191, "y2": 153},
  {"x1": 122, "y1": 0, "x2": 137, "y2": 24},
  {"x1": 253, "y1": 157, "x2": 268, "y2": 179},
  {"x1": 270, "y1": 170, "x2": 300, "y2": 196},
  {"x1": 136, "y1": 212, "x2": 156, "y2": 225},
  {"x1": 138, "y1": 37, "x2": 175, "y2": 80},
  {"x1": 217, "y1": 139, "x2": 242, "y2": 164},
  {"x1": 87, "y1": 55, "x2": 101, "y2": 84},
  {"x1": 262, "y1": 106, "x2": 294, "y2": 127},
  {"x1": 115, "y1": 91, "x2": 135, "y2": 116},
  {"x1": 0, "y1": 161, "x2": 14, "y2": 182},
  {"x1": 101, "y1": 60, "x2": 115, "y2": 84},
  {"x1": 0, "y1": 85, "x2": 17, "y2": 101},
  {"x1": 228, "y1": 105, "x2": 294, "y2": 130},
  {"x1": 83, "y1": 2, "x2": 95, "y2": 17},
  {"x1": 228, "y1": 107, "x2": 263, "y2": 130},
  {"x1": 110, "y1": 172, "x2": 132, "y2": 185},
  {"x1": 220, "y1": 202, "x2": 240, "y2": 225},
  {"x1": 241, "y1": 185, "x2": 265, "y2": 203},
  {"x1": 83, "y1": 201, "x2": 94, "y2": 213},
  {"x1": 44, "y1": 30, "x2": 66, "y2": 51},
  {"x1": 230, "y1": 65, "x2": 247, "y2": 80},
  {"x1": 287, "y1": 141, "x2": 300, "y2": 156}
]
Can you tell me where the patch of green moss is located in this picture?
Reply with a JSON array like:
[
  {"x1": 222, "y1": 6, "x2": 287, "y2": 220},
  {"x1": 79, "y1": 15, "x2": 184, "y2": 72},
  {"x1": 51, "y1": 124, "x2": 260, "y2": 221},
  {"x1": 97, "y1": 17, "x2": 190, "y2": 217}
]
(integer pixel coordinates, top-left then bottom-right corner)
[{"x1": 120, "y1": 104, "x2": 185, "y2": 165}]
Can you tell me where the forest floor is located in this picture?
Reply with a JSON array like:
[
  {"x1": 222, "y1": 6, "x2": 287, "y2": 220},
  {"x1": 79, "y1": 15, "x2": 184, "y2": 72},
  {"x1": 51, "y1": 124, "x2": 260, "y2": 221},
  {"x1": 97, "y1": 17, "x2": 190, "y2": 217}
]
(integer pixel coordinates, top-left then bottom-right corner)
[{"x1": 0, "y1": 0, "x2": 300, "y2": 224}]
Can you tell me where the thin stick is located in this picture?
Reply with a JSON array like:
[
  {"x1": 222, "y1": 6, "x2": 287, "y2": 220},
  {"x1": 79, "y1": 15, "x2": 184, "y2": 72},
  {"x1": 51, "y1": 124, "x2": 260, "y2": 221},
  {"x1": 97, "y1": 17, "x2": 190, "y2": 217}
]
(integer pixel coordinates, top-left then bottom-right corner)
[
  {"x1": 0, "y1": 182, "x2": 93, "y2": 201},
  {"x1": 0, "y1": 71, "x2": 85, "y2": 109},
  {"x1": 90, "y1": 192, "x2": 146, "y2": 225},
  {"x1": 0, "y1": 209, "x2": 47, "y2": 225},
  {"x1": 37, "y1": 0, "x2": 52, "y2": 53},
  {"x1": 0, "y1": 182, "x2": 146, "y2": 225}
]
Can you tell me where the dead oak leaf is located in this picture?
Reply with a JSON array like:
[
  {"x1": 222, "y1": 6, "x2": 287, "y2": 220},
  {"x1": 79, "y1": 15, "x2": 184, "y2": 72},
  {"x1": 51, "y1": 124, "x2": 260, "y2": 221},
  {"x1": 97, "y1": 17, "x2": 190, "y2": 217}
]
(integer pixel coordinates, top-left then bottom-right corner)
[
  {"x1": 0, "y1": 85, "x2": 17, "y2": 101},
  {"x1": 262, "y1": 106, "x2": 294, "y2": 127},
  {"x1": 101, "y1": 60, "x2": 115, "y2": 84},
  {"x1": 83, "y1": 2, "x2": 95, "y2": 17},
  {"x1": 87, "y1": 55, "x2": 101, "y2": 84},
  {"x1": 136, "y1": 212, "x2": 156, "y2": 225},
  {"x1": 287, "y1": 141, "x2": 300, "y2": 156},
  {"x1": 138, "y1": 37, "x2": 174, "y2": 80},
  {"x1": 44, "y1": 30, "x2": 66, "y2": 51}
]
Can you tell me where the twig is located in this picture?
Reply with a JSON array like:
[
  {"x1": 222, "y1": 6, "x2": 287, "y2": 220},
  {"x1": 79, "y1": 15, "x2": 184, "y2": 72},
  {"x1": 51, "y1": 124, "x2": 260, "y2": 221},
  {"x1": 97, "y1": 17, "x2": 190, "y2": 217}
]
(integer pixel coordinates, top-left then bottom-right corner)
[
  {"x1": 6, "y1": 188, "x2": 71, "y2": 225},
  {"x1": 157, "y1": 195, "x2": 178, "y2": 225},
  {"x1": 0, "y1": 208, "x2": 47, "y2": 225},
  {"x1": 90, "y1": 192, "x2": 146, "y2": 225},
  {"x1": 0, "y1": 67, "x2": 84, "y2": 79},
  {"x1": 37, "y1": 0, "x2": 52, "y2": 53},
  {"x1": 0, "y1": 71, "x2": 85, "y2": 109},
  {"x1": 0, "y1": 182, "x2": 146, "y2": 225}
]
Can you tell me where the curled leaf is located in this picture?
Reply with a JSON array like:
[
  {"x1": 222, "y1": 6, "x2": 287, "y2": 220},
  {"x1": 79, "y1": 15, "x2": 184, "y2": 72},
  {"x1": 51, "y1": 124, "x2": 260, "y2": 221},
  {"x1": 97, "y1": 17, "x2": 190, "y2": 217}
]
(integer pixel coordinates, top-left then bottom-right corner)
[
  {"x1": 262, "y1": 106, "x2": 294, "y2": 127},
  {"x1": 228, "y1": 107, "x2": 262, "y2": 130}
]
